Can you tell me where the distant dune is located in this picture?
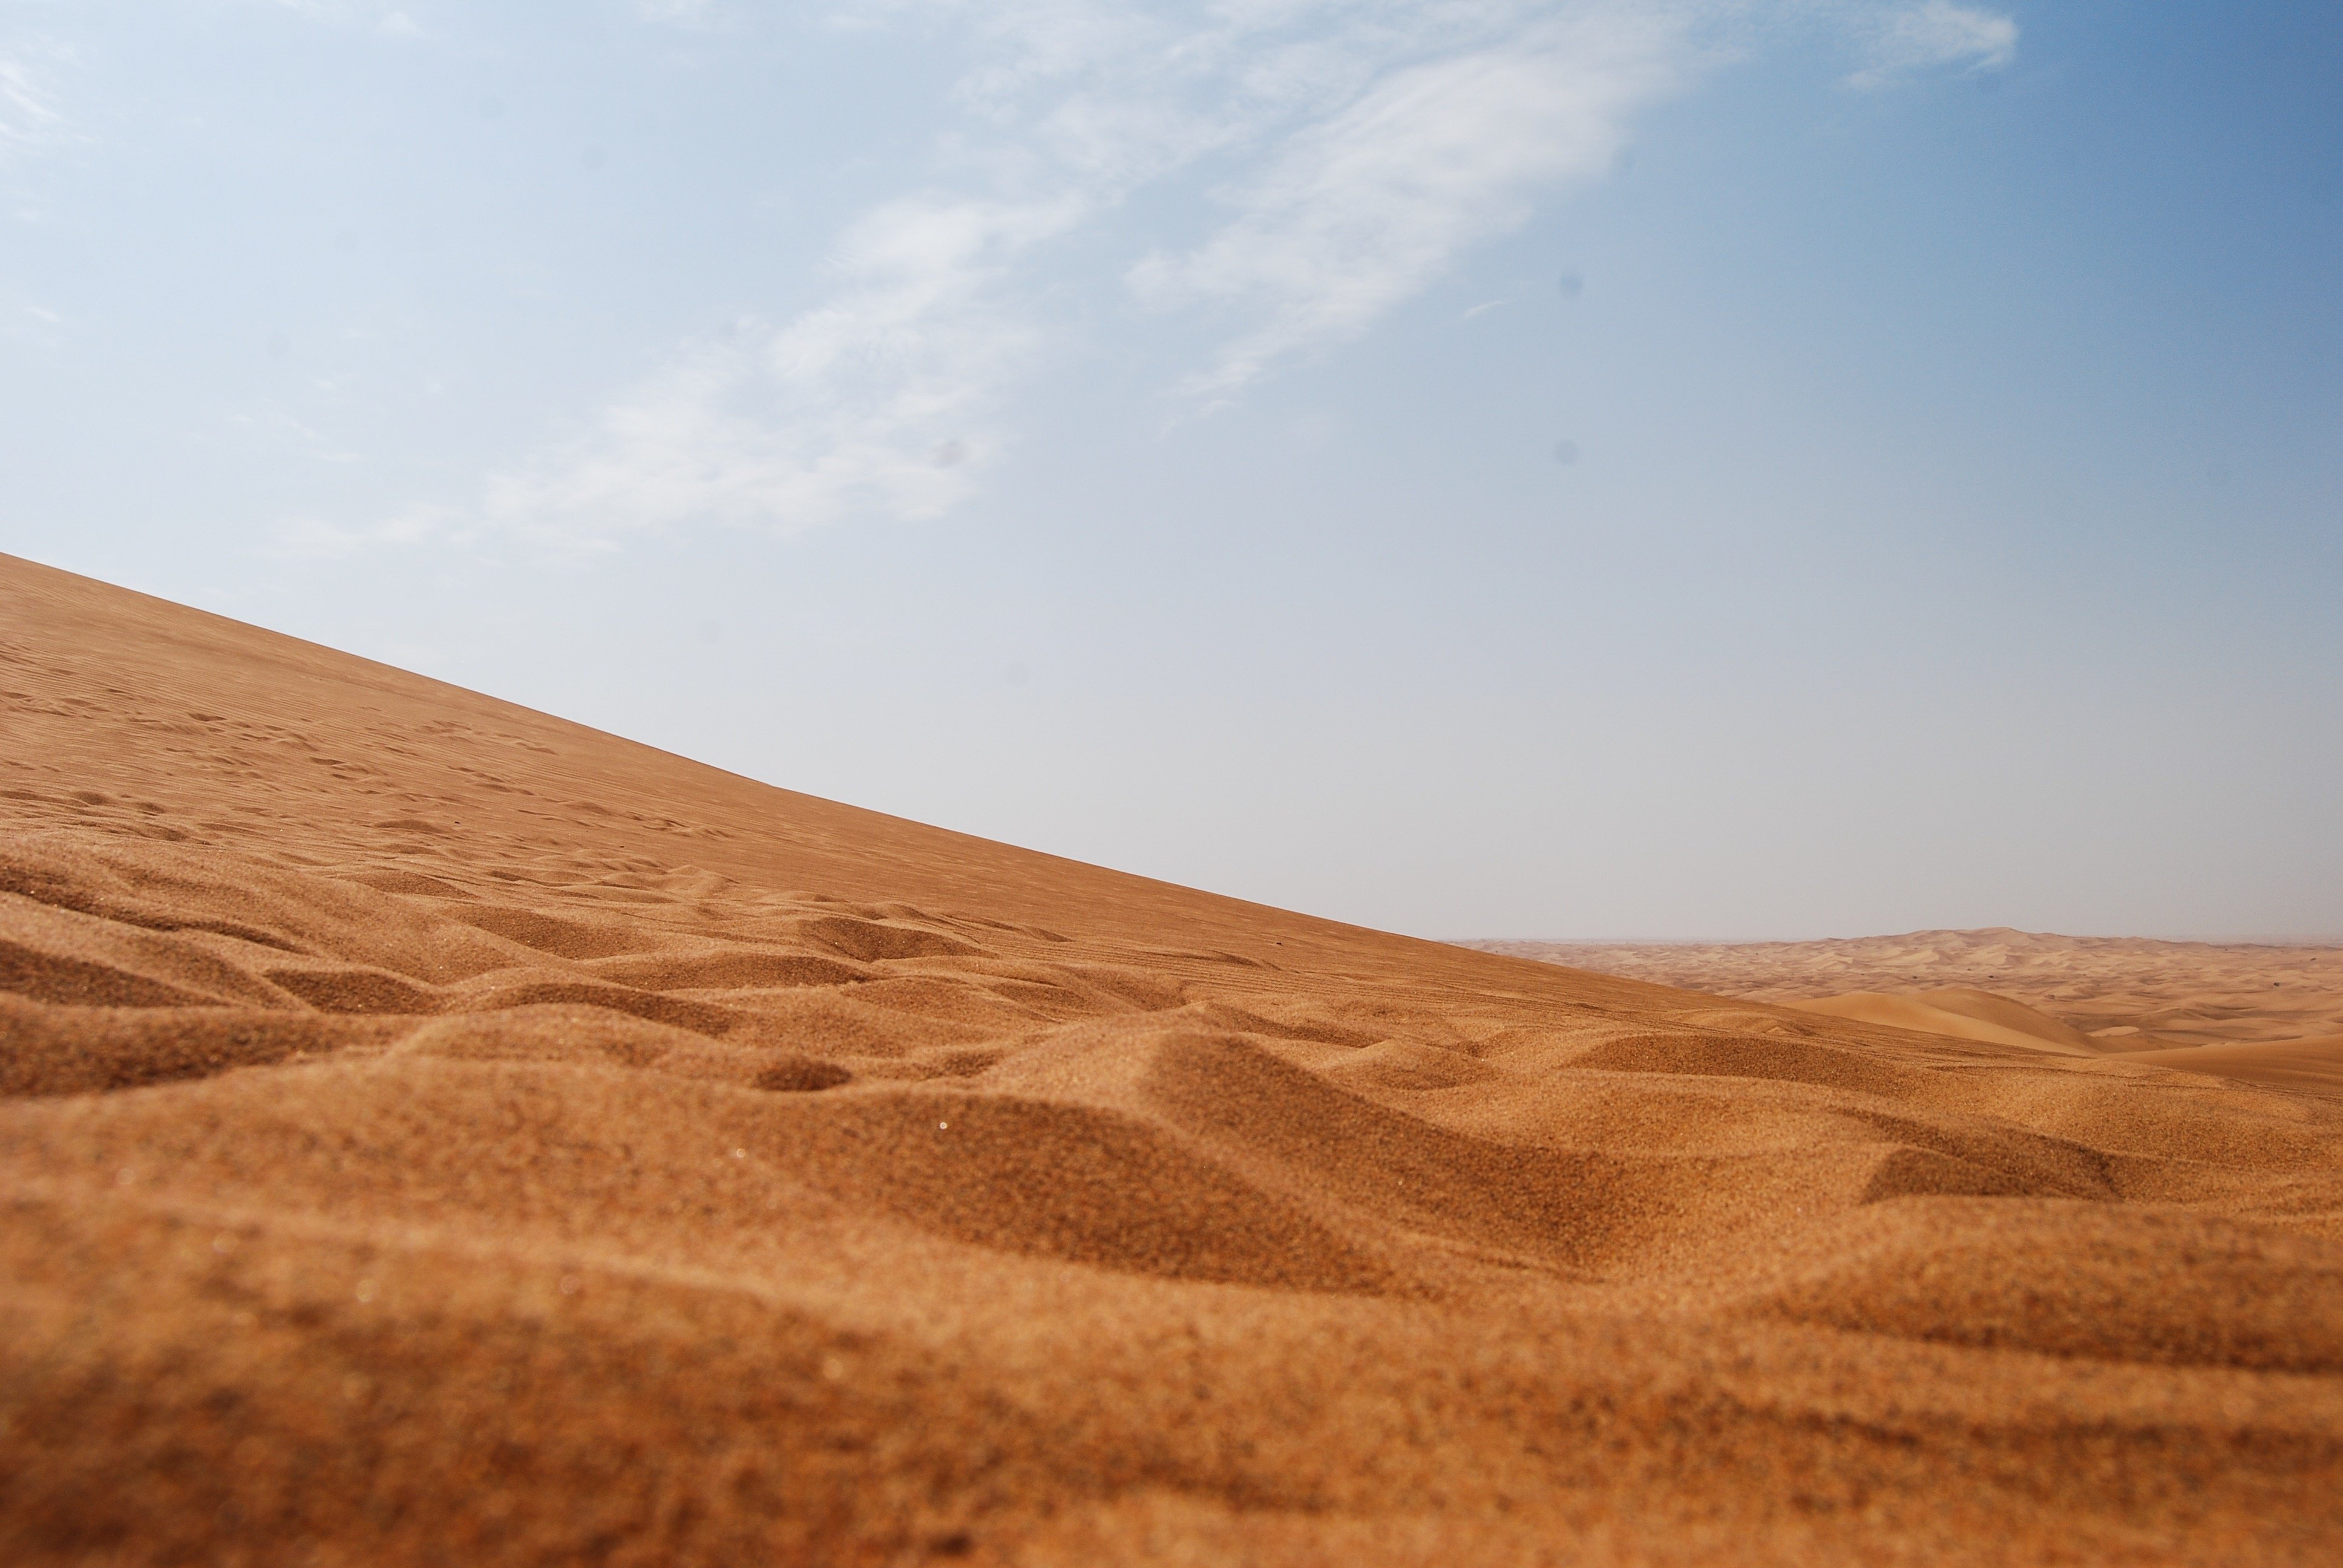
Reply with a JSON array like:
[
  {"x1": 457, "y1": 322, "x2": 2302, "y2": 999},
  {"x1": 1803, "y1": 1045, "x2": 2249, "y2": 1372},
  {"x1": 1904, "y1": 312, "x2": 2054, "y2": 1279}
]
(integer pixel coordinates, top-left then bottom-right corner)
[
  {"x1": 5, "y1": 554, "x2": 2342, "y2": 1565},
  {"x1": 1467, "y1": 928, "x2": 2343, "y2": 1051},
  {"x1": 1783, "y1": 988, "x2": 2100, "y2": 1056}
]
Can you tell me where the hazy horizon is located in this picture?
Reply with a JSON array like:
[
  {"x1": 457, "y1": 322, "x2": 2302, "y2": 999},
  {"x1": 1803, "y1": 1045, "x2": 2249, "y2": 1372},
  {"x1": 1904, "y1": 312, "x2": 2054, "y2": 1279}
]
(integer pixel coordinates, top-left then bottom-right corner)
[{"x1": 5, "y1": 1, "x2": 2338, "y2": 942}]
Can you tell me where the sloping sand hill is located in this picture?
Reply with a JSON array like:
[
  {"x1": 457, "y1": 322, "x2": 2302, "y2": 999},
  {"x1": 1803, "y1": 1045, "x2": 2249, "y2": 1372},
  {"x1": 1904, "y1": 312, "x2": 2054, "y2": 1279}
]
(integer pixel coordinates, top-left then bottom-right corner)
[{"x1": 5, "y1": 553, "x2": 2342, "y2": 1566}]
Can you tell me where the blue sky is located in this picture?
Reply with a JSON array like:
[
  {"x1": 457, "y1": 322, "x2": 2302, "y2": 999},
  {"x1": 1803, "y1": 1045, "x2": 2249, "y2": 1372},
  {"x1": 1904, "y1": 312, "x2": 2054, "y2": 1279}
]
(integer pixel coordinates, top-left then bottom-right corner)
[{"x1": 4, "y1": 1, "x2": 2338, "y2": 939}]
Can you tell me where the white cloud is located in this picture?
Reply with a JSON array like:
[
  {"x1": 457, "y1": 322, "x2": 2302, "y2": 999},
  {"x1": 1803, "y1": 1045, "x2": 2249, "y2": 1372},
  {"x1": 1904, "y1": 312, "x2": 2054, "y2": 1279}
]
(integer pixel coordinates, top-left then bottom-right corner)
[
  {"x1": 469, "y1": 192, "x2": 1083, "y2": 544},
  {"x1": 445, "y1": 1, "x2": 1696, "y2": 548},
  {"x1": 1847, "y1": 1, "x2": 2016, "y2": 90},
  {"x1": 0, "y1": 42, "x2": 71, "y2": 166},
  {"x1": 397, "y1": 1, "x2": 2014, "y2": 552},
  {"x1": 1131, "y1": 13, "x2": 1683, "y2": 399}
]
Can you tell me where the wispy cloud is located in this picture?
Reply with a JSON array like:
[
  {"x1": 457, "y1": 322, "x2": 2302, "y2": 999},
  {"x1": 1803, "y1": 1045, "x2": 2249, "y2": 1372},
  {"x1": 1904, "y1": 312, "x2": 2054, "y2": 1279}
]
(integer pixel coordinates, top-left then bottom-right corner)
[
  {"x1": 0, "y1": 41, "x2": 72, "y2": 167},
  {"x1": 436, "y1": 1, "x2": 1699, "y2": 546},
  {"x1": 387, "y1": 0, "x2": 2014, "y2": 550},
  {"x1": 467, "y1": 191, "x2": 1084, "y2": 546},
  {"x1": 1846, "y1": 1, "x2": 2016, "y2": 90},
  {"x1": 1131, "y1": 10, "x2": 1685, "y2": 400}
]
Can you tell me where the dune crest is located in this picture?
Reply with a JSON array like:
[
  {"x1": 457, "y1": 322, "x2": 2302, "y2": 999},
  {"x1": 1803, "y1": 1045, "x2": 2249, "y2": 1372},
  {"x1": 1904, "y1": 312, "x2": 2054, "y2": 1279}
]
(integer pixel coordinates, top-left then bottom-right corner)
[{"x1": 4, "y1": 554, "x2": 2342, "y2": 1565}]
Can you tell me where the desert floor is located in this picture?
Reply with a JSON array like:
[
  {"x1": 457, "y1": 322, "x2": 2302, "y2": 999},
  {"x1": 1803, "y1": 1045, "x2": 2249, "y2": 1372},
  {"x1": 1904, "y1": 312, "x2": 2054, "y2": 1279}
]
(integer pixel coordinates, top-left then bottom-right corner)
[{"x1": 5, "y1": 553, "x2": 2341, "y2": 1565}]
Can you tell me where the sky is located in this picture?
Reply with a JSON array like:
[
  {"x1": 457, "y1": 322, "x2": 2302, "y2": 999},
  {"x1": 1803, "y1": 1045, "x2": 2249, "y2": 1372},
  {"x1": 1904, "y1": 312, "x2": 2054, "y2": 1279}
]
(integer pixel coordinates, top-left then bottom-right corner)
[{"x1": 3, "y1": 0, "x2": 2338, "y2": 941}]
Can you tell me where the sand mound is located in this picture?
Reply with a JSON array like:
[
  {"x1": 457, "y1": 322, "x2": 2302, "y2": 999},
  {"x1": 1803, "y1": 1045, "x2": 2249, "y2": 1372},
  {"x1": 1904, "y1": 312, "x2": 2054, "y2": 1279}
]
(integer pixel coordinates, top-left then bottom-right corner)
[
  {"x1": 1786, "y1": 988, "x2": 2100, "y2": 1056},
  {"x1": 1741, "y1": 1198, "x2": 2343, "y2": 1373},
  {"x1": 4, "y1": 552, "x2": 2342, "y2": 1565},
  {"x1": 2114, "y1": 1034, "x2": 2343, "y2": 1099}
]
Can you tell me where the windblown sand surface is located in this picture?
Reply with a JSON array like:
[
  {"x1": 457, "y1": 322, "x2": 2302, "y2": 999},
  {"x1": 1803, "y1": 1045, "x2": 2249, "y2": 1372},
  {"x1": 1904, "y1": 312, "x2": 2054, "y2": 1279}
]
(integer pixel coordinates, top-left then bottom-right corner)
[{"x1": 5, "y1": 554, "x2": 2343, "y2": 1566}]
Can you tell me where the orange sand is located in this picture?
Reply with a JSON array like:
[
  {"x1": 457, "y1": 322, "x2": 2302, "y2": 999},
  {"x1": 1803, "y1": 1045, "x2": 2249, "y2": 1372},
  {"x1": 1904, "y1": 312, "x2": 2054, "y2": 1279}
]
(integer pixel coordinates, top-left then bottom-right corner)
[
  {"x1": 1781, "y1": 990, "x2": 2102, "y2": 1057},
  {"x1": 5, "y1": 554, "x2": 2342, "y2": 1565}
]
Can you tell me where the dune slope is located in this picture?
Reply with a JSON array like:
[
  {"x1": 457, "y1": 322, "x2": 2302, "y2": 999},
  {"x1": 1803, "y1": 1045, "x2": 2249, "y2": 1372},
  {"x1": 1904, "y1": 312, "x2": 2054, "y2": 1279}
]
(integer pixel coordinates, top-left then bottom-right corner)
[
  {"x1": 1785, "y1": 988, "x2": 2100, "y2": 1056},
  {"x1": 2114, "y1": 1036, "x2": 2343, "y2": 1100},
  {"x1": 4, "y1": 554, "x2": 2342, "y2": 1566}
]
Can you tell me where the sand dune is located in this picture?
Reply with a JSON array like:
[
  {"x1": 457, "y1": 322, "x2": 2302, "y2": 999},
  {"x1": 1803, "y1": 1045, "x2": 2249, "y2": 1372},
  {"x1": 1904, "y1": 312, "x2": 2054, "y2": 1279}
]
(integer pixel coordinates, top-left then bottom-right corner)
[
  {"x1": 5, "y1": 553, "x2": 2342, "y2": 1564},
  {"x1": 1784, "y1": 988, "x2": 2101, "y2": 1056},
  {"x1": 2114, "y1": 1036, "x2": 2343, "y2": 1100}
]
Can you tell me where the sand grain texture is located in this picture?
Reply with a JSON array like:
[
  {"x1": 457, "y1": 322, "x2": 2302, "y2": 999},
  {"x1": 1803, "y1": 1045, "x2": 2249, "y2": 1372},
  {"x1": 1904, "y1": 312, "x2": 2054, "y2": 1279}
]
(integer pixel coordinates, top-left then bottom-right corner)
[{"x1": 5, "y1": 554, "x2": 2342, "y2": 1565}]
